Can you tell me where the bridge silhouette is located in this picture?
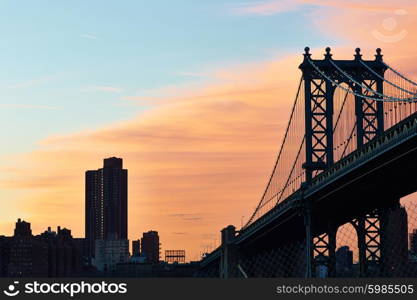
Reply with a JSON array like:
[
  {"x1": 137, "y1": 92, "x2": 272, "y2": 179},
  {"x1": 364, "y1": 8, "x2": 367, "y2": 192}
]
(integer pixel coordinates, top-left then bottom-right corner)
[{"x1": 196, "y1": 47, "x2": 417, "y2": 278}]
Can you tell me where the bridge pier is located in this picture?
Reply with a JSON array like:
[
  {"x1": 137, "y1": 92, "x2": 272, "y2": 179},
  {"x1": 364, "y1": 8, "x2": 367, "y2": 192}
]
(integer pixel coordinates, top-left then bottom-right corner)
[
  {"x1": 310, "y1": 225, "x2": 337, "y2": 277},
  {"x1": 220, "y1": 225, "x2": 239, "y2": 278},
  {"x1": 352, "y1": 211, "x2": 382, "y2": 277},
  {"x1": 303, "y1": 199, "x2": 337, "y2": 278},
  {"x1": 352, "y1": 200, "x2": 409, "y2": 277}
]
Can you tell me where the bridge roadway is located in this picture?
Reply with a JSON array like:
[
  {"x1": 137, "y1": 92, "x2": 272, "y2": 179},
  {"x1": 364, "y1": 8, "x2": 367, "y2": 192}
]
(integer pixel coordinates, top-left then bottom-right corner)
[{"x1": 201, "y1": 111, "x2": 417, "y2": 268}]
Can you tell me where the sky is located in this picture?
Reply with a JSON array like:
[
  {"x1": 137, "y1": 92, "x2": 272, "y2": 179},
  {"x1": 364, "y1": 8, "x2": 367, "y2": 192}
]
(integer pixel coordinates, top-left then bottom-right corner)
[{"x1": 0, "y1": 0, "x2": 417, "y2": 261}]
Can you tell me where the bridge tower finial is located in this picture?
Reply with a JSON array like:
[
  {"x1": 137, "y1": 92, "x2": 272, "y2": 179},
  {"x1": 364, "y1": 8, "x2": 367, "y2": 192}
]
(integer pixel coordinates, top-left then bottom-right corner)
[
  {"x1": 375, "y1": 48, "x2": 383, "y2": 62},
  {"x1": 303, "y1": 47, "x2": 311, "y2": 60},
  {"x1": 324, "y1": 47, "x2": 332, "y2": 59},
  {"x1": 354, "y1": 48, "x2": 362, "y2": 60}
]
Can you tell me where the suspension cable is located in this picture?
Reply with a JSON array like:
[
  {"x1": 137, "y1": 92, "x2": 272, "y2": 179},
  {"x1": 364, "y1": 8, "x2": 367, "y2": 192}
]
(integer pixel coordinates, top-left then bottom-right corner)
[
  {"x1": 334, "y1": 89, "x2": 349, "y2": 131},
  {"x1": 383, "y1": 62, "x2": 417, "y2": 86},
  {"x1": 276, "y1": 136, "x2": 305, "y2": 203},
  {"x1": 244, "y1": 76, "x2": 303, "y2": 228},
  {"x1": 308, "y1": 59, "x2": 417, "y2": 103},
  {"x1": 328, "y1": 59, "x2": 417, "y2": 102},
  {"x1": 308, "y1": 59, "x2": 376, "y2": 101},
  {"x1": 341, "y1": 123, "x2": 357, "y2": 159},
  {"x1": 359, "y1": 60, "x2": 417, "y2": 96}
]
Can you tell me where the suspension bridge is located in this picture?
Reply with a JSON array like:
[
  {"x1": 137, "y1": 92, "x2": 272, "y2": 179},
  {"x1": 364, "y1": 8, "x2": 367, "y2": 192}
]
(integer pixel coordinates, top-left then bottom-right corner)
[{"x1": 196, "y1": 47, "x2": 417, "y2": 278}]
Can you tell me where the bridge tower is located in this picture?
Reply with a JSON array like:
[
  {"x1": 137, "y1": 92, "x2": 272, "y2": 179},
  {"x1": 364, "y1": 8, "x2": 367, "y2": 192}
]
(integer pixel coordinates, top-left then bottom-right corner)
[{"x1": 299, "y1": 47, "x2": 388, "y2": 277}]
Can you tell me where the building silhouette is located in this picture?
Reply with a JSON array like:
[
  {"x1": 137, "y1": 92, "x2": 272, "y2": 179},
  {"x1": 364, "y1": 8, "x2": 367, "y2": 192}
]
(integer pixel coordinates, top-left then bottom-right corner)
[
  {"x1": 335, "y1": 246, "x2": 353, "y2": 276},
  {"x1": 37, "y1": 226, "x2": 83, "y2": 277},
  {"x1": 85, "y1": 157, "x2": 128, "y2": 263},
  {"x1": 0, "y1": 219, "x2": 82, "y2": 277},
  {"x1": 94, "y1": 239, "x2": 129, "y2": 272},
  {"x1": 132, "y1": 239, "x2": 141, "y2": 257},
  {"x1": 14, "y1": 218, "x2": 31, "y2": 236},
  {"x1": 8, "y1": 219, "x2": 48, "y2": 277},
  {"x1": 141, "y1": 231, "x2": 160, "y2": 264}
]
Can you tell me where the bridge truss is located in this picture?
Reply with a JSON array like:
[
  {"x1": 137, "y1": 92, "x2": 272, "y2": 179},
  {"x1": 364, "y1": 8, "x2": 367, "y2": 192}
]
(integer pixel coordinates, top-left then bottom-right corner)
[{"x1": 197, "y1": 47, "x2": 417, "y2": 278}]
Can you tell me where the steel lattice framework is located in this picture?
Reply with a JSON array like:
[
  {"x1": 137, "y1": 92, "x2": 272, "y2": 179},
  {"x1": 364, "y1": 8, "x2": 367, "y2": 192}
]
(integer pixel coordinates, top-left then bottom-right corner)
[{"x1": 198, "y1": 47, "x2": 417, "y2": 278}]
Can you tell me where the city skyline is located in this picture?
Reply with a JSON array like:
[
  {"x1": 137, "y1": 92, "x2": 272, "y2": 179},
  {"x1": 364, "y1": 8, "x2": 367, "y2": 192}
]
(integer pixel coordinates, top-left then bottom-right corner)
[
  {"x1": 0, "y1": 217, "x2": 197, "y2": 277},
  {"x1": 1, "y1": 0, "x2": 417, "y2": 261}
]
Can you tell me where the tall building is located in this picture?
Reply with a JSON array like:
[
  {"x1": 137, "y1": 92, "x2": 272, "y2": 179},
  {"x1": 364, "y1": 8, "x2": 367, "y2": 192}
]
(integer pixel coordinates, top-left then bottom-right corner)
[
  {"x1": 132, "y1": 240, "x2": 141, "y2": 257},
  {"x1": 85, "y1": 157, "x2": 128, "y2": 263},
  {"x1": 141, "y1": 231, "x2": 160, "y2": 264}
]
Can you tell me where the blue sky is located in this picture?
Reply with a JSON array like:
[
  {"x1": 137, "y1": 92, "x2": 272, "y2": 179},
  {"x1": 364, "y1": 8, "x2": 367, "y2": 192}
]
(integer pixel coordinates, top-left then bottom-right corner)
[{"x1": 0, "y1": 0, "x2": 337, "y2": 155}]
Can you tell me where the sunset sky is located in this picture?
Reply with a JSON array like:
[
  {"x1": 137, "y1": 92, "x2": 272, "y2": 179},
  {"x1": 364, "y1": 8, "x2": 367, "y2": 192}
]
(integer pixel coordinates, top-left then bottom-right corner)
[{"x1": 1, "y1": 0, "x2": 417, "y2": 261}]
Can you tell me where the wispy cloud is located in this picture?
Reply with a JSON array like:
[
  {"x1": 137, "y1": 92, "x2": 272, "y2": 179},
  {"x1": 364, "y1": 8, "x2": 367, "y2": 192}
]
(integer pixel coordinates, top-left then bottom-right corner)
[
  {"x1": 168, "y1": 213, "x2": 204, "y2": 221},
  {"x1": 81, "y1": 34, "x2": 98, "y2": 40},
  {"x1": 87, "y1": 85, "x2": 124, "y2": 93},
  {"x1": 177, "y1": 71, "x2": 211, "y2": 78},
  {"x1": 0, "y1": 104, "x2": 61, "y2": 110},
  {"x1": 5, "y1": 75, "x2": 56, "y2": 89}
]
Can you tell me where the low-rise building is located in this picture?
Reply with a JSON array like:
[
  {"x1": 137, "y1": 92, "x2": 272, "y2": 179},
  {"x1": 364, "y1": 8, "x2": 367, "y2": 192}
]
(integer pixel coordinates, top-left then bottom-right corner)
[{"x1": 94, "y1": 239, "x2": 129, "y2": 272}]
